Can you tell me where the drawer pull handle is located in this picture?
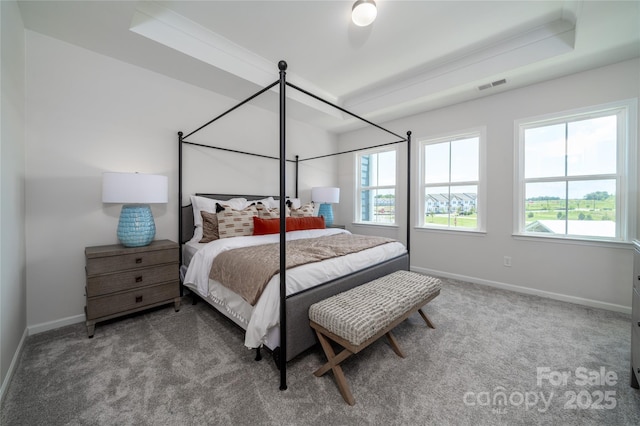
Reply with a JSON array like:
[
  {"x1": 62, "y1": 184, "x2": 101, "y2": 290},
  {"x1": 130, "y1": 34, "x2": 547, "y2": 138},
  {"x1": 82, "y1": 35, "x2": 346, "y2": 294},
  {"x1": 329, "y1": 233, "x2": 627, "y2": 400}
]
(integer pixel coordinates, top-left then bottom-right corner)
[
  {"x1": 136, "y1": 258, "x2": 143, "y2": 264},
  {"x1": 135, "y1": 276, "x2": 143, "y2": 283},
  {"x1": 135, "y1": 295, "x2": 143, "y2": 303}
]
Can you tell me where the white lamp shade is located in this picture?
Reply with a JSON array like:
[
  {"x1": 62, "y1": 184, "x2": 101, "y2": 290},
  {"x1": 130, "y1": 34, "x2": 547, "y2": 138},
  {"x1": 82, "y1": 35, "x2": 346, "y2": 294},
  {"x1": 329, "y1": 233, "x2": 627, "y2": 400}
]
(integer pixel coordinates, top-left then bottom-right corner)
[
  {"x1": 352, "y1": 0, "x2": 377, "y2": 27},
  {"x1": 311, "y1": 187, "x2": 340, "y2": 204},
  {"x1": 102, "y1": 172, "x2": 168, "y2": 204}
]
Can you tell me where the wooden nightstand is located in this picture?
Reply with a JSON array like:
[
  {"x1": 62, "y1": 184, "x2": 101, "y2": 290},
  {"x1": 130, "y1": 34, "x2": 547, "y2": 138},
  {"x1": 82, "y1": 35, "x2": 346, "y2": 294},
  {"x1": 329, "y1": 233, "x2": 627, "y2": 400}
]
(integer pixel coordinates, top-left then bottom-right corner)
[
  {"x1": 84, "y1": 239, "x2": 181, "y2": 337},
  {"x1": 631, "y1": 240, "x2": 640, "y2": 388}
]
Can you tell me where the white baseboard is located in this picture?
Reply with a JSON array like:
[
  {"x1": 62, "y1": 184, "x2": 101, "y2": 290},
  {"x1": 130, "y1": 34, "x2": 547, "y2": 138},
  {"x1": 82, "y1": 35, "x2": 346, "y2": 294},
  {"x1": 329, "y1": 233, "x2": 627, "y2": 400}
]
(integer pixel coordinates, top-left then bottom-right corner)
[
  {"x1": 27, "y1": 314, "x2": 85, "y2": 336},
  {"x1": 0, "y1": 327, "x2": 28, "y2": 405},
  {"x1": 411, "y1": 266, "x2": 631, "y2": 315}
]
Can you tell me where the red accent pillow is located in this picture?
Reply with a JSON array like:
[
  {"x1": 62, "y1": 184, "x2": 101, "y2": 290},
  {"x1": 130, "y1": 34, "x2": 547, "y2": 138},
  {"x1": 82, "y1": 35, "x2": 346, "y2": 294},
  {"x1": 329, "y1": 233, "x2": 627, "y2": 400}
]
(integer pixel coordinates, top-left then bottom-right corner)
[
  {"x1": 288, "y1": 216, "x2": 325, "y2": 232},
  {"x1": 253, "y1": 216, "x2": 326, "y2": 235},
  {"x1": 253, "y1": 217, "x2": 280, "y2": 235}
]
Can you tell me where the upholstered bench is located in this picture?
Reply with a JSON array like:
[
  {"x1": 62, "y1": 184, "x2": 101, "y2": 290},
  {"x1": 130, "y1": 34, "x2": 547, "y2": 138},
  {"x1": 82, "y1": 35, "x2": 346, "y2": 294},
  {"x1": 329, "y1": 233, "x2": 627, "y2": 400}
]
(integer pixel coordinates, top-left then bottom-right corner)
[{"x1": 309, "y1": 270, "x2": 441, "y2": 405}]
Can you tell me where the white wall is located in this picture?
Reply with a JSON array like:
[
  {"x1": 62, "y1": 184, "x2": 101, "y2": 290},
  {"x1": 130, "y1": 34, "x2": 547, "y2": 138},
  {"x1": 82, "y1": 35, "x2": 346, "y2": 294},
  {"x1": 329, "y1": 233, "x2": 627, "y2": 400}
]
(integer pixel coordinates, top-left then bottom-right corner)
[
  {"x1": 24, "y1": 31, "x2": 337, "y2": 331},
  {"x1": 20, "y1": 19, "x2": 638, "y2": 336},
  {"x1": 1, "y1": 0, "x2": 27, "y2": 400},
  {"x1": 181, "y1": 100, "x2": 337, "y2": 205},
  {"x1": 338, "y1": 59, "x2": 640, "y2": 312}
]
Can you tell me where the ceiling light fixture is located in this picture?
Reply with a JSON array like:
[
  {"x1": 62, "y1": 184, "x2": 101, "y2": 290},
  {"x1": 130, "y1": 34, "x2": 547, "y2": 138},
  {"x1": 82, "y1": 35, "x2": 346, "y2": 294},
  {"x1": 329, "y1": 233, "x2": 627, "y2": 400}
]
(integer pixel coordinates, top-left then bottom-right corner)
[{"x1": 352, "y1": 0, "x2": 377, "y2": 27}]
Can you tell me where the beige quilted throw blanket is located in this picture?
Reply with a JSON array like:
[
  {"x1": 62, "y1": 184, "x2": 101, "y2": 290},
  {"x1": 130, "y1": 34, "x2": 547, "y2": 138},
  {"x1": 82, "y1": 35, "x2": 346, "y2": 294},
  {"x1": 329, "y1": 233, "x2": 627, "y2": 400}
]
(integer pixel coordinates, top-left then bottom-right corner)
[{"x1": 209, "y1": 234, "x2": 394, "y2": 305}]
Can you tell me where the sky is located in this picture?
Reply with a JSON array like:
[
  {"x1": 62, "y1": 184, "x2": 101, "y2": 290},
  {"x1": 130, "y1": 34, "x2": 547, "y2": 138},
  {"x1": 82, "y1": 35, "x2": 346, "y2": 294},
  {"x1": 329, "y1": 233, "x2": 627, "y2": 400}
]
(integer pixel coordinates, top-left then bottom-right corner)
[
  {"x1": 368, "y1": 113, "x2": 617, "y2": 201},
  {"x1": 524, "y1": 115, "x2": 617, "y2": 199}
]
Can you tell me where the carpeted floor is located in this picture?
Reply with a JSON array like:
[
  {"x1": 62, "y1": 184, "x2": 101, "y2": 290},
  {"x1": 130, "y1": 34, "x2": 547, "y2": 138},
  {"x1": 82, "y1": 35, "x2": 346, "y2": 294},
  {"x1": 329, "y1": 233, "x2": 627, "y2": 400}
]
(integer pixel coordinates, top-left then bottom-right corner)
[{"x1": 2, "y1": 278, "x2": 640, "y2": 425}]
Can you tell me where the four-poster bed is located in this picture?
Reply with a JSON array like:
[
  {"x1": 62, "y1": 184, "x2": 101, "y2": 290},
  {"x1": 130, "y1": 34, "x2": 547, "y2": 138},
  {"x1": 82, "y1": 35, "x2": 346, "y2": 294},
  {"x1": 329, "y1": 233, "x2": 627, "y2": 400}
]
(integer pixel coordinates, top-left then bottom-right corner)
[{"x1": 178, "y1": 61, "x2": 412, "y2": 390}]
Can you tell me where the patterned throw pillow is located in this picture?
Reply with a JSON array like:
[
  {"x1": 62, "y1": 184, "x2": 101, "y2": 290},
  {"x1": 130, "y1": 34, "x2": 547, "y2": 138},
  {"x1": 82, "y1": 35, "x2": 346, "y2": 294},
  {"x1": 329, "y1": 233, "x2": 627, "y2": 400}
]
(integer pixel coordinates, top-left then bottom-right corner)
[
  {"x1": 189, "y1": 195, "x2": 247, "y2": 242},
  {"x1": 199, "y1": 211, "x2": 220, "y2": 243},
  {"x1": 289, "y1": 202, "x2": 314, "y2": 218},
  {"x1": 217, "y1": 204, "x2": 259, "y2": 238},
  {"x1": 255, "y1": 202, "x2": 289, "y2": 219}
]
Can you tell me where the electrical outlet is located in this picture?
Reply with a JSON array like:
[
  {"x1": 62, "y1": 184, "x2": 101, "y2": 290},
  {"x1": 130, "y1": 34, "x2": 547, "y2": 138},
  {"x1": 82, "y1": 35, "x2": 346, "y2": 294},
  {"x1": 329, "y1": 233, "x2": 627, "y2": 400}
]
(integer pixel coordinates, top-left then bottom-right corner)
[{"x1": 504, "y1": 256, "x2": 512, "y2": 267}]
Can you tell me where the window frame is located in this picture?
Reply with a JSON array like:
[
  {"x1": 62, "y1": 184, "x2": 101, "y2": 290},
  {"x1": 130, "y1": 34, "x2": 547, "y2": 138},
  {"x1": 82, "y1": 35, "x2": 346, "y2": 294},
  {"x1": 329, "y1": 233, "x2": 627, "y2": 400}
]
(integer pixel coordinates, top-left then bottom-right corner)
[
  {"x1": 514, "y1": 99, "x2": 637, "y2": 242},
  {"x1": 355, "y1": 146, "x2": 399, "y2": 226},
  {"x1": 417, "y1": 127, "x2": 486, "y2": 232}
]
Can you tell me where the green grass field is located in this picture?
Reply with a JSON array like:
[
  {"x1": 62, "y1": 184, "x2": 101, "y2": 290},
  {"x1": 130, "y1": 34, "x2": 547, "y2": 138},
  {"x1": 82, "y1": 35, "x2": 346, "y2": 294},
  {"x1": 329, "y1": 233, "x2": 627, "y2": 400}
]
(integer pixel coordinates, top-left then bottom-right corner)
[
  {"x1": 525, "y1": 198, "x2": 615, "y2": 222},
  {"x1": 424, "y1": 214, "x2": 477, "y2": 228},
  {"x1": 421, "y1": 197, "x2": 615, "y2": 228},
  {"x1": 376, "y1": 197, "x2": 615, "y2": 228}
]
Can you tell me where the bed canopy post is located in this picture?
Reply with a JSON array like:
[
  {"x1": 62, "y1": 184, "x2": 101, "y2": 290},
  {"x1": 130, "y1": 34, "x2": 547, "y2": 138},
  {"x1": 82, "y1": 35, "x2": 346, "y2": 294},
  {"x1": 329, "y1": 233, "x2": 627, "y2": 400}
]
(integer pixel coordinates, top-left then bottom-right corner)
[
  {"x1": 406, "y1": 131, "x2": 412, "y2": 268},
  {"x1": 178, "y1": 131, "x2": 184, "y2": 266},
  {"x1": 278, "y1": 60, "x2": 288, "y2": 391},
  {"x1": 295, "y1": 155, "x2": 299, "y2": 198}
]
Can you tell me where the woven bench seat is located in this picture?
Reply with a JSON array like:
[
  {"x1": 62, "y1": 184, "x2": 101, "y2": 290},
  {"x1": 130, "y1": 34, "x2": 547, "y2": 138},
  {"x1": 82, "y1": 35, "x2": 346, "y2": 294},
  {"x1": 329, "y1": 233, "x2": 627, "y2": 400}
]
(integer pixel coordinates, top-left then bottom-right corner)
[{"x1": 309, "y1": 270, "x2": 441, "y2": 405}]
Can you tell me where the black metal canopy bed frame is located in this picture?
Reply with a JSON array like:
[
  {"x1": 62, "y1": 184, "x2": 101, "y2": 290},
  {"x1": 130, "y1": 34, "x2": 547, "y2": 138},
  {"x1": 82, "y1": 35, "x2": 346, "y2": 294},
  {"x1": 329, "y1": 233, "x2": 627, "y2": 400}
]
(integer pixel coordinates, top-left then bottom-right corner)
[{"x1": 178, "y1": 61, "x2": 412, "y2": 391}]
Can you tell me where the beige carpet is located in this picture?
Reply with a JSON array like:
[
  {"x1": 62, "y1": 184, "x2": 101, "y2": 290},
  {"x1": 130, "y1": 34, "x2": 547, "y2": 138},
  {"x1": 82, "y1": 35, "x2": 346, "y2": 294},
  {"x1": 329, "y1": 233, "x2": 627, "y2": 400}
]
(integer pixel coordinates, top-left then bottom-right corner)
[{"x1": 2, "y1": 277, "x2": 640, "y2": 425}]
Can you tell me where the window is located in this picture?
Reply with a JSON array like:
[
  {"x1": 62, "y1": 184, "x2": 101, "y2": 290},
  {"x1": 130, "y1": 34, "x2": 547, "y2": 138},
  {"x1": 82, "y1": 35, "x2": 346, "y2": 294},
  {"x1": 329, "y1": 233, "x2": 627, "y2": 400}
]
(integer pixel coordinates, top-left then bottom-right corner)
[
  {"x1": 356, "y1": 148, "x2": 396, "y2": 224},
  {"x1": 419, "y1": 129, "x2": 485, "y2": 231},
  {"x1": 515, "y1": 99, "x2": 637, "y2": 241}
]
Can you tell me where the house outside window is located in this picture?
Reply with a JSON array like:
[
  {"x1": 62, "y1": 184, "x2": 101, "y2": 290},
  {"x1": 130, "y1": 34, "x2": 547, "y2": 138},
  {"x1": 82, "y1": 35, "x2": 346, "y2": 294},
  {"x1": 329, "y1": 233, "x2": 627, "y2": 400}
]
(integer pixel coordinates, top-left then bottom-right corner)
[
  {"x1": 356, "y1": 148, "x2": 397, "y2": 224},
  {"x1": 419, "y1": 129, "x2": 485, "y2": 231},
  {"x1": 515, "y1": 99, "x2": 637, "y2": 241}
]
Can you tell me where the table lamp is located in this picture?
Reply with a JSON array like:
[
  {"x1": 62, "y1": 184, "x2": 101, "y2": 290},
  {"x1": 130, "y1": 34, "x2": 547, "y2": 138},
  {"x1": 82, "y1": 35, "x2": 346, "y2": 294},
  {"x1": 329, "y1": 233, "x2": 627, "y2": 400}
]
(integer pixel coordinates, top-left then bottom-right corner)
[
  {"x1": 102, "y1": 172, "x2": 168, "y2": 247},
  {"x1": 311, "y1": 187, "x2": 340, "y2": 227}
]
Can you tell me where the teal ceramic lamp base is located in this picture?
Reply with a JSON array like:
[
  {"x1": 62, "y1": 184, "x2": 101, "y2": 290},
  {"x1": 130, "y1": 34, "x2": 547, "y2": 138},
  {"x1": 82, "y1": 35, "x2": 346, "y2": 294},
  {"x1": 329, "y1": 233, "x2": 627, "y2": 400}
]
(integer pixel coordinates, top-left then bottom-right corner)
[
  {"x1": 318, "y1": 203, "x2": 334, "y2": 227},
  {"x1": 117, "y1": 204, "x2": 156, "y2": 247}
]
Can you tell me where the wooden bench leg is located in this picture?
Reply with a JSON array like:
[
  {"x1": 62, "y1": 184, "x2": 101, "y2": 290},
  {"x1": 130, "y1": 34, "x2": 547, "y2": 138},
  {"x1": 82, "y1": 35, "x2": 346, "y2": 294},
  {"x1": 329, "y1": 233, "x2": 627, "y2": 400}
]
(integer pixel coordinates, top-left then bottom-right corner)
[
  {"x1": 314, "y1": 347, "x2": 352, "y2": 378},
  {"x1": 314, "y1": 330, "x2": 356, "y2": 406},
  {"x1": 418, "y1": 308, "x2": 436, "y2": 329},
  {"x1": 385, "y1": 331, "x2": 405, "y2": 358}
]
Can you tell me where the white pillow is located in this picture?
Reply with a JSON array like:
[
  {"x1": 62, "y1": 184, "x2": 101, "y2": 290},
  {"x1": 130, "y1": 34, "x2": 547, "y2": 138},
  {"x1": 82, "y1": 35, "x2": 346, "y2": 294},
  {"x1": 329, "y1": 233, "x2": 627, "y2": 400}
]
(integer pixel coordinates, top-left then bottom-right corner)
[
  {"x1": 255, "y1": 197, "x2": 299, "y2": 209},
  {"x1": 256, "y1": 197, "x2": 277, "y2": 208},
  {"x1": 190, "y1": 195, "x2": 248, "y2": 240},
  {"x1": 286, "y1": 198, "x2": 301, "y2": 209}
]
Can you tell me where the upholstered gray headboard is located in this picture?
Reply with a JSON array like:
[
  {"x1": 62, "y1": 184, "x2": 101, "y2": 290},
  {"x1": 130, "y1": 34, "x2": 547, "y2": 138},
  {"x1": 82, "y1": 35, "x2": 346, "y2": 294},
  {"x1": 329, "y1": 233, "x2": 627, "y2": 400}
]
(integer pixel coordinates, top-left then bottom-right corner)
[{"x1": 180, "y1": 193, "x2": 274, "y2": 244}]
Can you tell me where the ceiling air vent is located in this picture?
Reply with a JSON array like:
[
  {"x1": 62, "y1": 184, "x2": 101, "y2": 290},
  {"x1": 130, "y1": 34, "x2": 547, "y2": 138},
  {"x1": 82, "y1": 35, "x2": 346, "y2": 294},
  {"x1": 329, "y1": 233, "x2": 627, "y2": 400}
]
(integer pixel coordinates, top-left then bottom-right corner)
[{"x1": 478, "y1": 78, "x2": 507, "y2": 91}]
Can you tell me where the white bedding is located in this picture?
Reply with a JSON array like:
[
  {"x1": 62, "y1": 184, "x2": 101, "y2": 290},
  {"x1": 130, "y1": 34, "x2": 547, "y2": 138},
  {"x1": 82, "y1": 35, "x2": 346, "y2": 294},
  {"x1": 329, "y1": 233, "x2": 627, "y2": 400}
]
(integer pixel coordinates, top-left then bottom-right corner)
[
  {"x1": 182, "y1": 228, "x2": 407, "y2": 349},
  {"x1": 183, "y1": 240, "x2": 201, "y2": 267}
]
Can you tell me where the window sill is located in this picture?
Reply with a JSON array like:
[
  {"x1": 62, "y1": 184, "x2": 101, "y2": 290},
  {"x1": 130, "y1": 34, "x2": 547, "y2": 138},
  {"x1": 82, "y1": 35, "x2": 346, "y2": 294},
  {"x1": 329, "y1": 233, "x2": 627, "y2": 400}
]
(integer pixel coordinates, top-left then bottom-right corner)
[
  {"x1": 512, "y1": 233, "x2": 633, "y2": 249},
  {"x1": 415, "y1": 226, "x2": 486, "y2": 236},
  {"x1": 352, "y1": 222, "x2": 399, "y2": 229}
]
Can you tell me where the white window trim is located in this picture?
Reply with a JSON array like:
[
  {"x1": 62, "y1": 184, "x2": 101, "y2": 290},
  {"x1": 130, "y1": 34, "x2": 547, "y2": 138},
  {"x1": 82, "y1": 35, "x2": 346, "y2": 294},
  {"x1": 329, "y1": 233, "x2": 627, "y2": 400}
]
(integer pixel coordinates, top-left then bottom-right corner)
[
  {"x1": 513, "y1": 98, "x2": 637, "y2": 243},
  {"x1": 355, "y1": 146, "x2": 399, "y2": 225},
  {"x1": 417, "y1": 127, "x2": 487, "y2": 232}
]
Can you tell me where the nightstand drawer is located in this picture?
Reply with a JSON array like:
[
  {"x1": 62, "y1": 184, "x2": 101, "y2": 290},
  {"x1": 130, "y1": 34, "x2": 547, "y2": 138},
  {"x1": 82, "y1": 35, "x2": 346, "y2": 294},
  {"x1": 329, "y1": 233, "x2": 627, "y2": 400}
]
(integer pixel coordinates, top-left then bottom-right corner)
[
  {"x1": 86, "y1": 281, "x2": 179, "y2": 320},
  {"x1": 634, "y1": 245, "x2": 640, "y2": 293},
  {"x1": 87, "y1": 264, "x2": 178, "y2": 297},
  {"x1": 631, "y1": 241, "x2": 640, "y2": 388},
  {"x1": 86, "y1": 247, "x2": 178, "y2": 276},
  {"x1": 633, "y1": 288, "x2": 640, "y2": 337},
  {"x1": 633, "y1": 324, "x2": 640, "y2": 384}
]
